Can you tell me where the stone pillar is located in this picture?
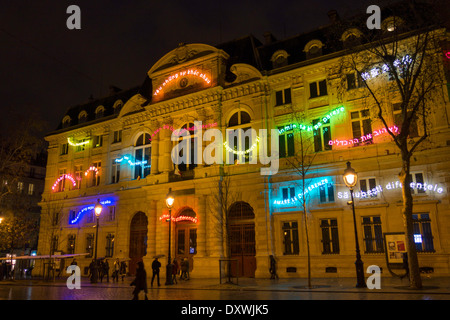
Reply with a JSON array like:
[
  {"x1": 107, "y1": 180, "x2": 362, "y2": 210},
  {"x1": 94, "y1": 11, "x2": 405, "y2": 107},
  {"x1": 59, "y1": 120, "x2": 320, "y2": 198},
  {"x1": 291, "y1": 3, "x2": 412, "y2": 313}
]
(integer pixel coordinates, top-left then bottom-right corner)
[
  {"x1": 196, "y1": 194, "x2": 207, "y2": 257},
  {"x1": 150, "y1": 120, "x2": 160, "y2": 175},
  {"x1": 159, "y1": 117, "x2": 173, "y2": 173}
]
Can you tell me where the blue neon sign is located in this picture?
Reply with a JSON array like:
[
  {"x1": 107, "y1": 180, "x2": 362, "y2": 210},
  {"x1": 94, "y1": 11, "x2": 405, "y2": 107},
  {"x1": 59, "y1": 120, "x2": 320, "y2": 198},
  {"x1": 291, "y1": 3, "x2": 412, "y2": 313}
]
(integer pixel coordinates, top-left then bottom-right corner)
[{"x1": 70, "y1": 200, "x2": 113, "y2": 224}]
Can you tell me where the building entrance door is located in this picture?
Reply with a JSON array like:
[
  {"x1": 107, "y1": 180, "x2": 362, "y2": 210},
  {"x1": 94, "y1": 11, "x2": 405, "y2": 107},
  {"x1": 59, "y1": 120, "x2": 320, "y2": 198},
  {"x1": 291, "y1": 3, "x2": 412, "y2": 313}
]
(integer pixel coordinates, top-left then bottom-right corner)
[
  {"x1": 228, "y1": 202, "x2": 256, "y2": 278},
  {"x1": 129, "y1": 212, "x2": 148, "y2": 275},
  {"x1": 174, "y1": 208, "x2": 197, "y2": 274}
]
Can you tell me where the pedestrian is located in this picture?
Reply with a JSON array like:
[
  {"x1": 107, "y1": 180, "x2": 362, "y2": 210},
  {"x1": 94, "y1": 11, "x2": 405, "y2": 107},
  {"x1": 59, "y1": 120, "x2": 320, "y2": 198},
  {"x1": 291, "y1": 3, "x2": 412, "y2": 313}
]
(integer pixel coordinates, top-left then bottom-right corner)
[
  {"x1": 99, "y1": 260, "x2": 105, "y2": 283},
  {"x1": 180, "y1": 258, "x2": 189, "y2": 280},
  {"x1": 172, "y1": 258, "x2": 178, "y2": 284},
  {"x1": 151, "y1": 257, "x2": 161, "y2": 287},
  {"x1": 130, "y1": 261, "x2": 148, "y2": 300},
  {"x1": 103, "y1": 259, "x2": 110, "y2": 282},
  {"x1": 269, "y1": 255, "x2": 278, "y2": 279},
  {"x1": 120, "y1": 261, "x2": 127, "y2": 281},
  {"x1": 70, "y1": 258, "x2": 77, "y2": 266},
  {"x1": 113, "y1": 258, "x2": 120, "y2": 282},
  {"x1": 88, "y1": 259, "x2": 98, "y2": 283}
]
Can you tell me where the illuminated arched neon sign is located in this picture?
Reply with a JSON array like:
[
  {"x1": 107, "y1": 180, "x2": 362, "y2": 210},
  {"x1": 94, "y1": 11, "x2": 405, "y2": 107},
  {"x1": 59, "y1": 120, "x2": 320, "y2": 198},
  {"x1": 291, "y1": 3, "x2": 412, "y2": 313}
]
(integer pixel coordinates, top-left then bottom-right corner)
[
  {"x1": 51, "y1": 174, "x2": 77, "y2": 191},
  {"x1": 70, "y1": 200, "x2": 113, "y2": 224},
  {"x1": 153, "y1": 69, "x2": 211, "y2": 96},
  {"x1": 84, "y1": 166, "x2": 99, "y2": 176},
  {"x1": 159, "y1": 214, "x2": 198, "y2": 224}
]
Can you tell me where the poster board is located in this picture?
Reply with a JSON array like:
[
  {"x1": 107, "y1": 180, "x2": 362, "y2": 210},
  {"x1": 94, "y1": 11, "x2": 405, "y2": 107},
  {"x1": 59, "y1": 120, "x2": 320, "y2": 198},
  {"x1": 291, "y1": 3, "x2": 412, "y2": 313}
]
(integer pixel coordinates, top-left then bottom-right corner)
[{"x1": 384, "y1": 232, "x2": 407, "y2": 267}]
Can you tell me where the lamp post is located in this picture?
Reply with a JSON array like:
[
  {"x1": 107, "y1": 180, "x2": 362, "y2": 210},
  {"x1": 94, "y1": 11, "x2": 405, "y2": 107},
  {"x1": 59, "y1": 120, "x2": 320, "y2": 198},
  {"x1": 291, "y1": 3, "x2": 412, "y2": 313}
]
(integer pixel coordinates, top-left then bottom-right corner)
[
  {"x1": 165, "y1": 188, "x2": 175, "y2": 285},
  {"x1": 92, "y1": 199, "x2": 102, "y2": 283},
  {"x1": 343, "y1": 162, "x2": 366, "y2": 288}
]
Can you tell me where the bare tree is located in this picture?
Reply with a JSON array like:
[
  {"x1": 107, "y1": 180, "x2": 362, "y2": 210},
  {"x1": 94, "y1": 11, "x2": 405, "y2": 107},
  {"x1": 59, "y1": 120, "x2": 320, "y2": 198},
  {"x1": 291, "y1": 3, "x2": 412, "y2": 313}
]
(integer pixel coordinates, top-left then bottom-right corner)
[{"x1": 335, "y1": 2, "x2": 447, "y2": 289}]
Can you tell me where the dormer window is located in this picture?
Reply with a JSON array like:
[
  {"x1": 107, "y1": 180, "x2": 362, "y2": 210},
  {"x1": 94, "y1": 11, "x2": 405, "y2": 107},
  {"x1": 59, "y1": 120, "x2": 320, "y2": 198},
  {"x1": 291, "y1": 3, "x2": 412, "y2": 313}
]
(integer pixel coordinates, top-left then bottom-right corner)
[
  {"x1": 381, "y1": 16, "x2": 404, "y2": 32},
  {"x1": 113, "y1": 101, "x2": 123, "y2": 115},
  {"x1": 95, "y1": 106, "x2": 105, "y2": 119},
  {"x1": 341, "y1": 28, "x2": 362, "y2": 48},
  {"x1": 271, "y1": 50, "x2": 289, "y2": 69},
  {"x1": 62, "y1": 116, "x2": 71, "y2": 128},
  {"x1": 78, "y1": 110, "x2": 88, "y2": 124},
  {"x1": 304, "y1": 40, "x2": 323, "y2": 59}
]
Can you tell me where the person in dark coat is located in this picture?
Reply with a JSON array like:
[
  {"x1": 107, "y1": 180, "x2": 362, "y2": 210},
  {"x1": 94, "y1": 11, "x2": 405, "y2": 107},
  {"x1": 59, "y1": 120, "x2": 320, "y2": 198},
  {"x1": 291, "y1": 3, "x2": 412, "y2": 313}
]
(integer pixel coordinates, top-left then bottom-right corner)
[
  {"x1": 269, "y1": 255, "x2": 279, "y2": 279},
  {"x1": 172, "y1": 258, "x2": 179, "y2": 284},
  {"x1": 103, "y1": 259, "x2": 110, "y2": 282},
  {"x1": 130, "y1": 261, "x2": 148, "y2": 300},
  {"x1": 151, "y1": 257, "x2": 161, "y2": 287}
]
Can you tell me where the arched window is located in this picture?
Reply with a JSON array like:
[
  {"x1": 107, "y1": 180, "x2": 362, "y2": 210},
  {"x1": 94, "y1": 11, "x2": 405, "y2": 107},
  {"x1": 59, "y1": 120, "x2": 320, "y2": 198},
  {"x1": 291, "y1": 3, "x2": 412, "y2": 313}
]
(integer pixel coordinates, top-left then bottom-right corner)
[
  {"x1": 226, "y1": 111, "x2": 254, "y2": 164},
  {"x1": 134, "y1": 133, "x2": 151, "y2": 179},
  {"x1": 78, "y1": 110, "x2": 88, "y2": 124},
  {"x1": 304, "y1": 40, "x2": 323, "y2": 59},
  {"x1": 62, "y1": 116, "x2": 71, "y2": 128},
  {"x1": 95, "y1": 106, "x2": 105, "y2": 119},
  {"x1": 176, "y1": 123, "x2": 197, "y2": 172}
]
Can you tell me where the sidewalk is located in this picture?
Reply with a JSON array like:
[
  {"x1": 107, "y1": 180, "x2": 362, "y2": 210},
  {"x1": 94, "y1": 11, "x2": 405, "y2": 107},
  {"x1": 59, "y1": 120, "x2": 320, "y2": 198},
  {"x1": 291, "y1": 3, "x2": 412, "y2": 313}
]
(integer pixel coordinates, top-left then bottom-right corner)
[{"x1": 1, "y1": 275, "x2": 449, "y2": 295}]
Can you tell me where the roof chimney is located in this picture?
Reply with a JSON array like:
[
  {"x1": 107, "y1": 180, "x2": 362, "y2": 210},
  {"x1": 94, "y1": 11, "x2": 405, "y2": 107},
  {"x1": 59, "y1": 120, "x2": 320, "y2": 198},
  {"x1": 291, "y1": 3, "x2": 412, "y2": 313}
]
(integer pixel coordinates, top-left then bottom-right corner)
[
  {"x1": 263, "y1": 32, "x2": 277, "y2": 45},
  {"x1": 327, "y1": 10, "x2": 340, "y2": 24}
]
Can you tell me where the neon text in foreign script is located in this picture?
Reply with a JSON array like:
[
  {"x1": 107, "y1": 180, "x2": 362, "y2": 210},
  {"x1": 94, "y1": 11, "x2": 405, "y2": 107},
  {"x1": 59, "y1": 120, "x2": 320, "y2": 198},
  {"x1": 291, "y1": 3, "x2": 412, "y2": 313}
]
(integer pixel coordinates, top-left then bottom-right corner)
[
  {"x1": 154, "y1": 69, "x2": 211, "y2": 96},
  {"x1": 328, "y1": 126, "x2": 398, "y2": 147}
]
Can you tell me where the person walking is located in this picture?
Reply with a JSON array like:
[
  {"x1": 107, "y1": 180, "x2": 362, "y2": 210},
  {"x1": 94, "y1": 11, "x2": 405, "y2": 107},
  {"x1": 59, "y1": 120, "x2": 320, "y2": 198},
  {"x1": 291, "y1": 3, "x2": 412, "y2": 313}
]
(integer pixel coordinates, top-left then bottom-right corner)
[
  {"x1": 120, "y1": 261, "x2": 127, "y2": 282},
  {"x1": 130, "y1": 261, "x2": 148, "y2": 300},
  {"x1": 269, "y1": 255, "x2": 279, "y2": 279},
  {"x1": 113, "y1": 258, "x2": 120, "y2": 282},
  {"x1": 151, "y1": 257, "x2": 161, "y2": 287},
  {"x1": 172, "y1": 258, "x2": 179, "y2": 284},
  {"x1": 103, "y1": 259, "x2": 110, "y2": 282}
]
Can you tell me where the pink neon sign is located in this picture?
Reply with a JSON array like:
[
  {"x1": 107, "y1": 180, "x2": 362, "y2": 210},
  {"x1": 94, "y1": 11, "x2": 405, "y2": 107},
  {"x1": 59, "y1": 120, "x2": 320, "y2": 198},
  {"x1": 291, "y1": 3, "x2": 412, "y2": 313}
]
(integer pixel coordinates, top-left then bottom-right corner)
[
  {"x1": 149, "y1": 123, "x2": 218, "y2": 141},
  {"x1": 153, "y1": 69, "x2": 211, "y2": 96},
  {"x1": 51, "y1": 174, "x2": 77, "y2": 191},
  {"x1": 328, "y1": 126, "x2": 398, "y2": 147},
  {"x1": 159, "y1": 214, "x2": 198, "y2": 224}
]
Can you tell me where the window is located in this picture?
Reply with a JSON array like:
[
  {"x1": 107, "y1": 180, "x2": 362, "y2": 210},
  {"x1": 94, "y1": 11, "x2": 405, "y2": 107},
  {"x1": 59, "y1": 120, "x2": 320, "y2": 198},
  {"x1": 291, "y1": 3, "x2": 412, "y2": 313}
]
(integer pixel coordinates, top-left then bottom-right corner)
[
  {"x1": 107, "y1": 206, "x2": 116, "y2": 222},
  {"x1": 409, "y1": 172, "x2": 426, "y2": 195},
  {"x1": 313, "y1": 119, "x2": 332, "y2": 152},
  {"x1": 62, "y1": 116, "x2": 71, "y2": 128},
  {"x1": 27, "y1": 183, "x2": 34, "y2": 195},
  {"x1": 309, "y1": 80, "x2": 327, "y2": 98},
  {"x1": 360, "y1": 178, "x2": 378, "y2": 198},
  {"x1": 68, "y1": 210, "x2": 76, "y2": 223},
  {"x1": 95, "y1": 106, "x2": 104, "y2": 119},
  {"x1": 319, "y1": 182, "x2": 335, "y2": 203},
  {"x1": 60, "y1": 143, "x2": 69, "y2": 155},
  {"x1": 113, "y1": 130, "x2": 122, "y2": 143},
  {"x1": 51, "y1": 236, "x2": 59, "y2": 254},
  {"x1": 76, "y1": 139, "x2": 87, "y2": 152},
  {"x1": 320, "y1": 219, "x2": 339, "y2": 254},
  {"x1": 278, "y1": 128, "x2": 295, "y2": 158},
  {"x1": 351, "y1": 110, "x2": 372, "y2": 143},
  {"x1": 17, "y1": 181, "x2": 24, "y2": 193},
  {"x1": 74, "y1": 165, "x2": 83, "y2": 189},
  {"x1": 105, "y1": 233, "x2": 115, "y2": 257},
  {"x1": 412, "y1": 213, "x2": 434, "y2": 252},
  {"x1": 281, "y1": 186, "x2": 296, "y2": 202},
  {"x1": 275, "y1": 88, "x2": 292, "y2": 106},
  {"x1": 282, "y1": 221, "x2": 299, "y2": 255},
  {"x1": 93, "y1": 135, "x2": 103, "y2": 148},
  {"x1": 67, "y1": 234, "x2": 76, "y2": 254},
  {"x1": 89, "y1": 162, "x2": 101, "y2": 187},
  {"x1": 362, "y1": 216, "x2": 384, "y2": 253},
  {"x1": 78, "y1": 111, "x2": 87, "y2": 124},
  {"x1": 57, "y1": 169, "x2": 67, "y2": 192},
  {"x1": 227, "y1": 111, "x2": 253, "y2": 164},
  {"x1": 346, "y1": 73, "x2": 365, "y2": 90},
  {"x1": 393, "y1": 103, "x2": 419, "y2": 138},
  {"x1": 111, "y1": 161, "x2": 120, "y2": 184},
  {"x1": 134, "y1": 133, "x2": 151, "y2": 179},
  {"x1": 86, "y1": 234, "x2": 94, "y2": 258},
  {"x1": 176, "y1": 123, "x2": 198, "y2": 172}
]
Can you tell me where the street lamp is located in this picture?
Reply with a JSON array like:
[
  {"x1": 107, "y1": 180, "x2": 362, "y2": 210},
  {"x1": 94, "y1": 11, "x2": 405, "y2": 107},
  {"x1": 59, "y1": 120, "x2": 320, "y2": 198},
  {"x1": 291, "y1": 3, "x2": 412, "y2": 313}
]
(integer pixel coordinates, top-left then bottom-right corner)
[
  {"x1": 165, "y1": 188, "x2": 175, "y2": 285},
  {"x1": 92, "y1": 199, "x2": 102, "y2": 283},
  {"x1": 342, "y1": 162, "x2": 366, "y2": 288}
]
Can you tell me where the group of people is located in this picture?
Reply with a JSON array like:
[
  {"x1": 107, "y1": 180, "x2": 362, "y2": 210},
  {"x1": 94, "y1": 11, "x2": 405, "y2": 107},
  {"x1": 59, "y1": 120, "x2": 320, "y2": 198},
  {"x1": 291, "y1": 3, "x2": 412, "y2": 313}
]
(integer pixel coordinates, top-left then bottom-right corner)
[
  {"x1": 84, "y1": 258, "x2": 127, "y2": 283},
  {"x1": 150, "y1": 257, "x2": 191, "y2": 286}
]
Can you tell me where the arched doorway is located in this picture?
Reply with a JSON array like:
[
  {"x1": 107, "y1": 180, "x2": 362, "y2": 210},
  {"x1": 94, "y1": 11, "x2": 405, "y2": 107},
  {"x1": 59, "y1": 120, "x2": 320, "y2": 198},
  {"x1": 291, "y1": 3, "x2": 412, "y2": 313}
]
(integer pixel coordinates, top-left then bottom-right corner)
[
  {"x1": 228, "y1": 201, "x2": 256, "y2": 277},
  {"x1": 175, "y1": 207, "x2": 197, "y2": 273},
  {"x1": 129, "y1": 211, "x2": 148, "y2": 275}
]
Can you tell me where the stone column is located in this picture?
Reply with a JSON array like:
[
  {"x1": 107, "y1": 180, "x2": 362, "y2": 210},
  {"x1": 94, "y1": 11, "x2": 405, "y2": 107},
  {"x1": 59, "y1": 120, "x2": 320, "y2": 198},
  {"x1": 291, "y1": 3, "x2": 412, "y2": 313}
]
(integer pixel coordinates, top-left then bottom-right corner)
[
  {"x1": 150, "y1": 120, "x2": 160, "y2": 175},
  {"x1": 196, "y1": 194, "x2": 207, "y2": 257},
  {"x1": 159, "y1": 117, "x2": 173, "y2": 173}
]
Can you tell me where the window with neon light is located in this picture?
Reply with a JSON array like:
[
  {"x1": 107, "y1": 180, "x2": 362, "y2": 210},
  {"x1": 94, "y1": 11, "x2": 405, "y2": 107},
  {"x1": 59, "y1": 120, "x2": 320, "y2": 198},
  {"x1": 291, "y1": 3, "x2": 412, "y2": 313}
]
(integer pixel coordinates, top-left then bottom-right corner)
[
  {"x1": 319, "y1": 182, "x2": 335, "y2": 203},
  {"x1": 134, "y1": 133, "x2": 151, "y2": 179},
  {"x1": 360, "y1": 178, "x2": 378, "y2": 198},
  {"x1": 111, "y1": 161, "x2": 120, "y2": 184},
  {"x1": 351, "y1": 110, "x2": 372, "y2": 144},
  {"x1": 278, "y1": 126, "x2": 295, "y2": 158},
  {"x1": 313, "y1": 119, "x2": 331, "y2": 152},
  {"x1": 412, "y1": 213, "x2": 434, "y2": 252},
  {"x1": 74, "y1": 165, "x2": 83, "y2": 189},
  {"x1": 227, "y1": 111, "x2": 253, "y2": 164}
]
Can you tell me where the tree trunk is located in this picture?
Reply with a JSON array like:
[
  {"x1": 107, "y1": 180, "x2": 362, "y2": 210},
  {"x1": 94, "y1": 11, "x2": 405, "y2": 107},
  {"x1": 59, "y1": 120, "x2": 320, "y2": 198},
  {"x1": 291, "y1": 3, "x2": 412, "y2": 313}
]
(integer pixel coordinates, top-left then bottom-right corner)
[{"x1": 399, "y1": 156, "x2": 423, "y2": 289}]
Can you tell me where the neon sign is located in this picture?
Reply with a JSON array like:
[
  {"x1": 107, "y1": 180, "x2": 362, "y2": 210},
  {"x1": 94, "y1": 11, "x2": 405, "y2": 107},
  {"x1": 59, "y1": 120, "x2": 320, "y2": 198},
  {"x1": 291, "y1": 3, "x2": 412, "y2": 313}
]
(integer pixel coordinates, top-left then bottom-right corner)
[
  {"x1": 278, "y1": 106, "x2": 345, "y2": 134},
  {"x1": 69, "y1": 200, "x2": 113, "y2": 224},
  {"x1": 328, "y1": 126, "x2": 398, "y2": 147},
  {"x1": 224, "y1": 136, "x2": 260, "y2": 155},
  {"x1": 159, "y1": 214, "x2": 198, "y2": 224},
  {"x1": 67, "y1": 137, "x2": 89, "y2": 147},
  {"x1": 84, "y1": 166, "x2": 99, "y2": 176},
  {"x1": 360, "y1": 55, "x2": 413, "y2": 81},
  {"x1": 115, "y1": 155, "x2": 149, "y2": 167},
  {"x1": 153, "y1": 69, "x2": 211, "y2": 96},
  {"x1": 337, "y1": 180, "x2": 445, "y2": 199},
  {"x1": 51, "y1": 174, "x2": 77, "y2": 191},
  {"x1": 273, "y1": 178, "x2": 330, "y2": 206}
]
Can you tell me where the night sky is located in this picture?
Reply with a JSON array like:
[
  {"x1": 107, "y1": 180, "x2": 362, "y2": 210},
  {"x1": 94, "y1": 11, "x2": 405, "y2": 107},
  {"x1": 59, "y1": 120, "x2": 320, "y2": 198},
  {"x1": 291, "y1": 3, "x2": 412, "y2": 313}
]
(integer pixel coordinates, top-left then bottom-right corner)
[{"x1": 1, "y1": 0, "x2": 388, "y2": 135}]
